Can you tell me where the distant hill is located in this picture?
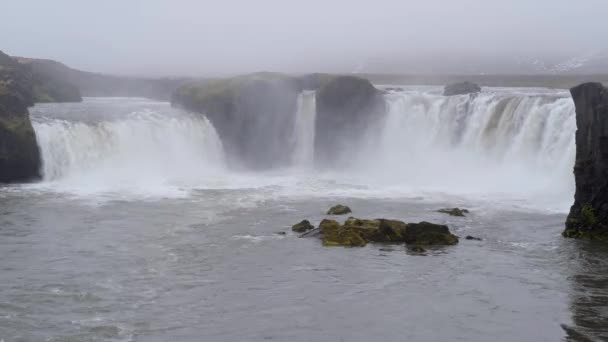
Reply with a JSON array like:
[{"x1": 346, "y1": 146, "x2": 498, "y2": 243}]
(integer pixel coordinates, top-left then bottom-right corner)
[{"x1": 16, "y1": 57, "x2": 190, "y2": 101}]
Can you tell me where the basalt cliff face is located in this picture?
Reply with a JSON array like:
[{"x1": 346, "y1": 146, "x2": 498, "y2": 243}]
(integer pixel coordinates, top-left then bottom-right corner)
[
  {"x1": 564, "y1": 83, "x2": 608, "y2": 241},
  {"x1": 0, "y1": 51, "x2": 41, "y2": 182},
  {"x1": 314, "y1": 75, "x2": 385, "y2": 167},
  {"x1": 171, "y1": 73, "x2": 385, "y2": 169}
]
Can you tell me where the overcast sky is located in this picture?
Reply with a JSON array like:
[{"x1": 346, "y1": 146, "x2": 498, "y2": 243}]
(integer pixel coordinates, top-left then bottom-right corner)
[{"x1": 1, "y1": 0, "x2": 607, "y2": 76}]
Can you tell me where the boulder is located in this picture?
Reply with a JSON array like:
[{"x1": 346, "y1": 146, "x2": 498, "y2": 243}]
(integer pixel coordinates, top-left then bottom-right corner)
[
  {"x1": 564, "y1": 83, "x2": 608, "y2": 242},
  {"x1": 314, "y1": 75, "x2": 386, "y2": 167},
  {"x1": 316, "y1": 217, "x2": 458, "y2": 247},
  {"x1": 437, "y1": 208, "x2": 469, "y2": 217},
  {"x1": 403, "y1": 222, "x2": 459, "y2": 245},
  {"x1": 292, "y1": 219, "x2": 314, "y2": 233},
  {"x1": 327, "y1": 204, "x2": 352, "y2": 215},
  {"x1": 172, "y1": 73, "x2": 302, "y2": 169},
  {"x1": 0, "y1": 51, "x2": 41, "y2": 182},
  {"x1": 319, "y1": 219, "x2": 367, "y2": 247},
  {"x1": 443, "y1": 81, "x2": 481, "y2": 96}
]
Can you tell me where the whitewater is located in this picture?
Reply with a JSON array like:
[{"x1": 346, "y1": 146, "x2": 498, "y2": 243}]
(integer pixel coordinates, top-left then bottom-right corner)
[{"x1": 27, "y1": 87, "x2": 575, "y2": 211}]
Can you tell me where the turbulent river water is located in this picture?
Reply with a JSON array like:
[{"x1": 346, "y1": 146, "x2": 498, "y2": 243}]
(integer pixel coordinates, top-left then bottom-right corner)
[{"x1": 1, "y1": 88, "x2": 608, "y2": 341}]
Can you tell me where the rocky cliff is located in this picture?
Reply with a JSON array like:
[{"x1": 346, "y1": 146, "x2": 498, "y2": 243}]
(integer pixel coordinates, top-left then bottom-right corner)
[
  {"x1": 564, "y1": 82, "x2": 608, "y2": 241},
  {"x1": 314, "y1": 75, "x2": 385, "y2": 166},
  {"x1": 172, "y1": 73, "x2": 302, "y2": 169},
  {"x1": 172, "y1": 73, "x2": 385, "y2": 169},
  {"x1": 0, "y1": 51, "x2": 41, "y2": 182}
]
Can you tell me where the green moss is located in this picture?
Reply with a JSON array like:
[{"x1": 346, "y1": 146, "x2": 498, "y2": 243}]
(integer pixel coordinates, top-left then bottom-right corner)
[
  {"x1": 292, "y1": 219, "x2": 314, "y2": 233},
  {"x1": 581, "y1": 203, "x2": 597, "y2": 227},
  {"x1": 319, "y1": 219, "x2": 367, "y2": 247},
  {"x1": 327, "y1": 204, "x2": 352, "y2": 215}
]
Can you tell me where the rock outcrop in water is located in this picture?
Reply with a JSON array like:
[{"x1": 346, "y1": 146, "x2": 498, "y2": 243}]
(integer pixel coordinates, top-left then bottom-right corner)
[
  {"x1": 443, "y1": 81, "x2": 481, "y2": 96},
  {"x1": 172, "y1": 73, "x2": 386, "y2": 169},
  {"x1": 437, "y1": 208, "x2": 469, "y2": 217},
  {"x1": 172, "y1": 73, "x2": 302, "y2": 169},
  {"x1": 564, "y1": 83, "x2": 608, "y2": 241},
  {"x1": 314, "y1": 75, "x2": 386, "y2": 166},
  {"x1": 316, "y1": 217, "x2": 458, "y2": 247},
  {"x1": 0, "y1": 51, "x2": 41, "y2": 182},
  {"x1": 327, "y1": 204, "x2": 352, "y2": 215}
]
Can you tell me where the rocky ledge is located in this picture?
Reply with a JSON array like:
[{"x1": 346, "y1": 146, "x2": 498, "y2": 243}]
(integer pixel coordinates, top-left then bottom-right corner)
[
  {"x1": 443, "y1": 81, "x2": 481, "y2": 96},
  {"x1": 0, "y1": 50, "x2": 41, "y2": 182},
  {"x1": 564, "y1": 82, "x2": 608, "y2": 242},
  {"x1": 171, "y1": 73, "x2": 385, "y2": 169}
]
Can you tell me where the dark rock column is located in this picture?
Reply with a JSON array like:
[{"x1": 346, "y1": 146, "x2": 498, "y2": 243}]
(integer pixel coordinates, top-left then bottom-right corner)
[
  {"x1": 564, "y1": 82, "x2": 608, "y2": 241},
  {"x1": 314, "y1": 75, "x2": 385, "y2": 167}
]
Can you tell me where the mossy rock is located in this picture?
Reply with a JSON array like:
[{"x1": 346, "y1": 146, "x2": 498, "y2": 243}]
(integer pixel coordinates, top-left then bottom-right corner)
[
  {"x1": 404, "y1": 222, "x2": 459, "y2": 245},
  {"x1": 342, "y1": 218, "x2": 408, "y2": 243},
  {"x1": 319, "y1": 219, "x2": 367, "y2": 247},
  {"x1": 292, "y1": 219, "x2": 314, "y2": 233},
  {"x1": 437, "y1": 208, "x2": 469, "y2": 217},
  {"x1": 564, "y1": 202, "x2": 608, "y2": 242},
  {"x1": 327, "y1": 204, "x2": 352, "y2": 215}
]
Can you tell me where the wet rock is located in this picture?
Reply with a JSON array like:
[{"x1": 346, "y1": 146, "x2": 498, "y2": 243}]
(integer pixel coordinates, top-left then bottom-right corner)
[
  {"x1": 403, "y1": 222, "x2": 459, "y2": 245},
  {"x1": 172, "y1": 73, "x2": 302, "y2": 169},
  {"x1": 314, "y1": 75, "x2": 386, "y2": 167},
  {"x1": 317, "y1": 217, "x2": 458, "y2": 247},
  {"x1": 0, "y1": 50, "x2": 41, "y2": 182},
  {"x1": 443, "y1": 81, "x2": 481, "y2": 96},
  {"x1": 291, "y1": 219, "x2": 314, "y2": 233},
  {"x1": 319, "y1": 219, "x2": 367, "y2": 247},
  {"x1": 564, "y1": 83, "x2": 608, "y2": 242},
  {"x1": 465, "y1": 235, "x2": 482, "y2": 241},
  {"x1": 327, "y1": 204, "x2": 352, "y2": 215},
  {"x1": 299, "y1": 227, "x2": 321, "y2": 238},
  {"x1": 437, "y1": 208, "x2": 469, "y2": 217}
]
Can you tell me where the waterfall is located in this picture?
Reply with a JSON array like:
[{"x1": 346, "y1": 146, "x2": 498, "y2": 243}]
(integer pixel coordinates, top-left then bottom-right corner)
[
  {"x1": 292, "y1": 91, "x2": 316, "y2": 167},
  {"x1": 30, "y1": 99, "x2": 225, "y2": 194},
  {"x1": 27, "y1": 91, "x2": 577, "y2": 209},
  {"x1": 352, "y1": 89, "x2": 576, "y2": 207}
]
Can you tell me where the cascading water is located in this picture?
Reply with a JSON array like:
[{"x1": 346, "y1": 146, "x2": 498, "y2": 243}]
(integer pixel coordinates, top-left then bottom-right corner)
[
  {"x1": 27, "y1": 91, "x2": 576, "y2": 209},
  {"x1": 30, "y1": 98, "x2": 225, "y2": 196},
  {"x1": 291, "y1": 91, "x2": 316, "y2": 167},
  {"x1": 352, "y1": 88, "x2": 576, "y2": 210}
]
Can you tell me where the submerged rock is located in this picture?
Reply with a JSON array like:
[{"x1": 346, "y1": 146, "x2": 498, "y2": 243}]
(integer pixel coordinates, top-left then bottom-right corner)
[
  {"x1": 317, "y1": 217, "x2": 458, "y2": 247},
  {"x1": 564, "y1": 83, "x2": 608, "y2": 242},
  {"x1": 327, "y1": 204, "x2": 352, "y2": 215},
  {"x1": 292, "y1": 219, "x2": 314, "y2": 233},
  {"x1": 409, "y1": 245, "x2": 427, "y2": 253},
  {"x1": 437, "y1": 208, "x2": 469, "y2": 217},
  {"x1": 443, "y1": 81, "x2": 481, "y2": 96}
]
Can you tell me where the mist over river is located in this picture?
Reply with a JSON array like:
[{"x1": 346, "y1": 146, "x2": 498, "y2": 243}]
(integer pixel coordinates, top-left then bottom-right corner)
[{"x1": 1, "y1": 89, "x2": 608, "y2": 341}]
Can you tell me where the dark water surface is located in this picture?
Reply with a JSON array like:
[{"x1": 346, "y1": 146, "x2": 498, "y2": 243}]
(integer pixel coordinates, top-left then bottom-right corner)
[{"x1": 1, "y1": 189, "x2": 607, "y2": 342}]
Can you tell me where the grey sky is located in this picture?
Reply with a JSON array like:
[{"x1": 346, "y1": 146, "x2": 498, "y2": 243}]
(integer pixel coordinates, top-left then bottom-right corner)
[{"x1": 1, "y1": 0, "x2": 607, "y2": 76}]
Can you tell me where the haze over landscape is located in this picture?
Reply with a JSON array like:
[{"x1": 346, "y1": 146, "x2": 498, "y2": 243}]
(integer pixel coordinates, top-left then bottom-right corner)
[
  {"x1": 3, "y1": 1, "x2": 608, "y2": 341},
  {"x1": 2, "y1": 0, "x2": 608, "y2": 76}
]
